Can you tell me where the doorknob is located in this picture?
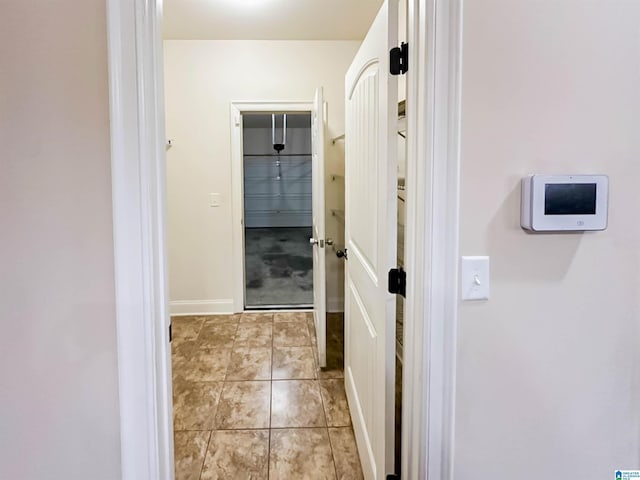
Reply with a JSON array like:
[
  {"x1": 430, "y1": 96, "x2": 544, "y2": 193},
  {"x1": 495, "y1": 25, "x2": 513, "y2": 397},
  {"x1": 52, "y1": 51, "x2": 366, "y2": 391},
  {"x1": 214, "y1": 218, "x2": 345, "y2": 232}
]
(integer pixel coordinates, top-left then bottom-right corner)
[
  {"x1": 326, "y1": 238, "x2": 334, "y2": 246},
  {"x1": 309, "y1": 238, "x2": 325, "y2": 248}
]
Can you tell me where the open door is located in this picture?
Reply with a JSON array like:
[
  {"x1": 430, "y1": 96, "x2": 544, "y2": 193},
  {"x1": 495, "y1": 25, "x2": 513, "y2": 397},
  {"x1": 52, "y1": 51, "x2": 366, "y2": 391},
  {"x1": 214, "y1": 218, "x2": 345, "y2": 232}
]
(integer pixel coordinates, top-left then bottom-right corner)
[
  {"x1": 311, "y1": 87, "x2": 327, "y2": 367},
  {"x1": 344, "y1": 1, "x2": 398, "y2": 479}
]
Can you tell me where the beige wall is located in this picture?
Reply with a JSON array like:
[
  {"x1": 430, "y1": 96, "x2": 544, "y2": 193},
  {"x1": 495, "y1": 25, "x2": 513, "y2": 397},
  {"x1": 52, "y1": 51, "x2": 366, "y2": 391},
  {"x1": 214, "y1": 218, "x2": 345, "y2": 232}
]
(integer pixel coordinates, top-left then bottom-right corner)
[
  {"x1": 164, "y1": 40, "x2": 360, "y2": 312},
  {"x1": 455, "y1": 1, "x2": 640, "y2": 478},
  {"x1": 0, "y1": 2, "x2": 121, "y2": 479}
]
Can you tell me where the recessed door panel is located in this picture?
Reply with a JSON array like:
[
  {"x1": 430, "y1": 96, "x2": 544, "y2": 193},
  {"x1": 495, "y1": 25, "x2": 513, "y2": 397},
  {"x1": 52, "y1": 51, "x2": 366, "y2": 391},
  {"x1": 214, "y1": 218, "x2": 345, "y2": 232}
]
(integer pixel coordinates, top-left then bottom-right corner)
[{"x1": 344, "y1": 1, "x2": 398, "y2": 478}]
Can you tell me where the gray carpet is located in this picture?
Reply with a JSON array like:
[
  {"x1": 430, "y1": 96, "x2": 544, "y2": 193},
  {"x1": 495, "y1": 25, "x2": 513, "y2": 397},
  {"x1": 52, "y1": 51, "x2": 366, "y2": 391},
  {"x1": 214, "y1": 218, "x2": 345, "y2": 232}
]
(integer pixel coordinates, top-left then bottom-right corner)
[{"x1": 244, "y1": 227, "x2": 314, "y2": 307}]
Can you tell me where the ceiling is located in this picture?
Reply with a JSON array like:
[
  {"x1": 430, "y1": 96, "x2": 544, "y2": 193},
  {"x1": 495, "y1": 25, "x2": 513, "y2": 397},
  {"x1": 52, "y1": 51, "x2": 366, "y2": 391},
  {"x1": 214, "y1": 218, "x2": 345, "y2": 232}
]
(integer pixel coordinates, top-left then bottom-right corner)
[{"x1": 163, "y1": 0, "x2": 384, "y2": 40}]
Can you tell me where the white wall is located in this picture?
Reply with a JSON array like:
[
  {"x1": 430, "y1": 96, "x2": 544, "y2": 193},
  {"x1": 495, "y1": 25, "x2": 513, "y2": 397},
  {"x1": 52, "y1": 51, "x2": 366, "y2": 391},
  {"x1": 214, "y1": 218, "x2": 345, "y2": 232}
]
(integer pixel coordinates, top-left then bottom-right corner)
[
  {"x1": 164, "y1": 40, "x2": 359, "y2": 313},
  {"x1": 0, "y1": 2, "x2": 121, "y2": 479},
  {"x1": 455, "y1": 1, "x2": 640, "y2": 478}
]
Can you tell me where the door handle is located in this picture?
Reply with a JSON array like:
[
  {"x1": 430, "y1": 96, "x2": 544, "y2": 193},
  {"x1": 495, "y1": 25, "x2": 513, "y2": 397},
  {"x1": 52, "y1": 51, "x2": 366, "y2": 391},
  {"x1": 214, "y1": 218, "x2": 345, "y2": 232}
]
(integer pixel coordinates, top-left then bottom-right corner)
[
  {"x1": 326, "y1": 238, "x2": 334, "y2": 246},
  {"x1": 309, "y1": 238, "x2": 325, "y2": 248}
]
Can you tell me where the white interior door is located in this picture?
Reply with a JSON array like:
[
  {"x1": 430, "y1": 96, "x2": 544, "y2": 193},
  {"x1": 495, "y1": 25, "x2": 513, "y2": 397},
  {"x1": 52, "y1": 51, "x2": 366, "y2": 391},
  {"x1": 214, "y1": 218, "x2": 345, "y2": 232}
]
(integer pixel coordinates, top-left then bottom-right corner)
[
  {"x1": 344, "y1": 1, "x2": 398, "y2": 479},
  {"x1": 311, "y1": 87, "x2": 327, "y2": 367}
]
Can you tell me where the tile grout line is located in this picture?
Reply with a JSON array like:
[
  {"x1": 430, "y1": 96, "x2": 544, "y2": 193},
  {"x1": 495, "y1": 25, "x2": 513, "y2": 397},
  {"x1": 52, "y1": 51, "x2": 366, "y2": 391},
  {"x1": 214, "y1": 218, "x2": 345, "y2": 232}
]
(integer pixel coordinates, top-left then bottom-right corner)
[
  {"x1": 311, "y1": 315, "x2": 341, "y2": 480},
  {"x1": 198, "y1": 315, "x2": 214, "y2": 480},
  {"x1": 180, "y1": 312, "x2": 334, "y2": 478},
  {"x1": 268, "y1": 311, "x2": 274, "y2": 480},
  {"x1": 197, "y1": 430, "x2": 213, "y2": 480},
  {"x1": 212, "y1": 314, "x2": 240, "y2": 431},
  {"x1": 223, "y1": 316, "x2": 240, "y2": 382},
  {"x1": 326, "y1": 427, "x2": 340, "y2": 480},
  {"x1": 199, "y1": 314, "x2": 236, "y2": 479}
]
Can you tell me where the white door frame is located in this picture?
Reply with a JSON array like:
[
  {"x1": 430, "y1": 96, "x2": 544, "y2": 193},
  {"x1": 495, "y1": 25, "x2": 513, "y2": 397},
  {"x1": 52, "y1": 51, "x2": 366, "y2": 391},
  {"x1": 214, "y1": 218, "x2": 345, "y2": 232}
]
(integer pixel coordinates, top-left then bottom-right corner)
[
  {"x1": 229, "y1": 102, "x2": 314, "y2": 313},
  {"x1": 106, "y1": 0, "x2": 174, "y2": 479},
  {"x1": 401, "y1": 0, "x2": 463, "y2": 478},
  {"x1": 105, "y1": 0, "x2": 462, "y2": 479}
]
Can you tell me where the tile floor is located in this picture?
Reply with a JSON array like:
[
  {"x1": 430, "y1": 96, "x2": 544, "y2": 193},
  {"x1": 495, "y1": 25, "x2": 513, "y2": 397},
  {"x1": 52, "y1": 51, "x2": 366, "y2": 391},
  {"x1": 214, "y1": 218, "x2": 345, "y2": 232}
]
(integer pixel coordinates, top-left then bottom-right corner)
[{"x1": 172, "y1": 311, "x2": 364, "y2": 480}]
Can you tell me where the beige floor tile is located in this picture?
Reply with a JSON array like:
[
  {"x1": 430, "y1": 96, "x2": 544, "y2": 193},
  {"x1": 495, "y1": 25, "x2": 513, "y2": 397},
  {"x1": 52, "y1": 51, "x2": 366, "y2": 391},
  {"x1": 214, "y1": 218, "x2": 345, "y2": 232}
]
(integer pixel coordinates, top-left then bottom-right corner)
[
  {"x1": 319, "y1": 379, "x2": 351, "y2": 427},
  {"x1": 173, "y1": 382, "x2": 223, "y2": 431},
  {"x1": 271, "y1": 380, "x2": 326, "y2": 428},
  {"x1": 200, "y1": 430, "x2": 269, "y2": 480},
  {"x1": 201, "y1": 314, "x2": 241, "y2": 325},
  {"x1": 272, "y1": 346, "x2": 316, "y2": 380},
  {"x1": 234, "y1": 323, "x2": 273, "y2": 348},
  {"x1": 214, "y1": 381, "x2": 271, "y2": 430},
  {"x1": 269, "y1": 428, "x2": 336, "y2": 480},
  {"x1": 196, "y1": 323, "x2": 238, "y2": 348},
  {"x1": 316, "y1": 331, "x2": 345, "y2": 379},
  {"x1": 179, "y1": 349, "x2": 232, "y2": 382},
  {"x1": 274, "y1": 311, "x2": 312, "y2": 323},
  {"x1": 307, "y1": 319, "x2": 318, "y2": 345},
  {"x1": 273, "y1": 322, "x2": 311, "y2": 346},
  {"x1": 327, "y1": 314, "x2": 344, "y2": 348},
  {"x1": 239, "y1": 312, "x2": 273, "y2": 324},
  {"x1": 172, "y1": 369, "x2": 191, "y2": 398},
  {"x1": 225, "y1": 347, "x2": 272, "y2": 381},
  {"x1": 327, "y1": 312, "x2": 344, "y2": 328},
  {"x1": 172, "y1": 354, "x2": 189, "y2": 380},
  {"x1": 172, "y1": 339, "x2": 198, "y2": 359},
  {"x1": 318, "y1": 368, "x2": 345, "y2": 379},
  {"x1": 172, "y1": 316, "x2": 206, "y2": 342},
  {"x1": 328, "y1": 428, "x2": 364, "y2": 480},
  {"x1": 174, "y1": 430, "x2": 211, "y2": 480},
  {"x1": 313, "y1": 347, "x2": 345, "y2": 380}
]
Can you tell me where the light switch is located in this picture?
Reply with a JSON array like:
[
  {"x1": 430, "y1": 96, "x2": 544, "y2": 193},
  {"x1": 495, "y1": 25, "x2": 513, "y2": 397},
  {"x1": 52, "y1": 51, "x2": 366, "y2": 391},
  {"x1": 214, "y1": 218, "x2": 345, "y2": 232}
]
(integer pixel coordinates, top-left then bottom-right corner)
[
  {"x1": 461, "y1": 256, "x2": 490, "y2": 301},
  {"x1": 210, "y1": 193, "x2": 221, "y2": 207}
]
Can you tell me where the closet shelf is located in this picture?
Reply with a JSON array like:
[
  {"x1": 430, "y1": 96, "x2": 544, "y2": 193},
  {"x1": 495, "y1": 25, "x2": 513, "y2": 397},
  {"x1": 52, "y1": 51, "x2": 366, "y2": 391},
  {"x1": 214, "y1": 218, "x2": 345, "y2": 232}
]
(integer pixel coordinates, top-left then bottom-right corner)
[{"x1": 246, "y1": 209, "x2": 312, "y2": 215}]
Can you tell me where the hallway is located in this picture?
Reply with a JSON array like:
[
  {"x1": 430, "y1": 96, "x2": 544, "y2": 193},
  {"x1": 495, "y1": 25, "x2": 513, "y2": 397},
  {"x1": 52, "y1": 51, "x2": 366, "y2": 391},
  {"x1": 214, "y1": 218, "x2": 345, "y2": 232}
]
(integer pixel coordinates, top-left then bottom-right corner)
[{"x1": 171, "y1": 311, "x2": 363, "y2": 479}]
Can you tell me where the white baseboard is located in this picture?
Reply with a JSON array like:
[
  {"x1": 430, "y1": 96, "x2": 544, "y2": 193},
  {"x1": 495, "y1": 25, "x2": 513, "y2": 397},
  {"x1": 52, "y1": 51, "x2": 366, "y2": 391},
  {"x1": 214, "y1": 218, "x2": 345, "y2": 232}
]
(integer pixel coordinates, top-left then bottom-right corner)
[
  {"x1": 327, "y1": 297, "x2": 344, "y2": 313},
  {"x1": 169, "y1": 299, "x2": 235, "y2": 316},
  {"x1": 170, "y1": 298, "x2": 343, "y2": 315}
]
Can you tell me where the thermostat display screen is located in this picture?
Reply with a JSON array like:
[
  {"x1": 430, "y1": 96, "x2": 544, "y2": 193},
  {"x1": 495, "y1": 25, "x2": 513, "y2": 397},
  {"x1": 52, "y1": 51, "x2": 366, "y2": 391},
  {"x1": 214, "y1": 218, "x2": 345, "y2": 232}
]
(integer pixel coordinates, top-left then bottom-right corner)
[{"x1": 544, "y1": 183, "x2": 597, "y2": 215}]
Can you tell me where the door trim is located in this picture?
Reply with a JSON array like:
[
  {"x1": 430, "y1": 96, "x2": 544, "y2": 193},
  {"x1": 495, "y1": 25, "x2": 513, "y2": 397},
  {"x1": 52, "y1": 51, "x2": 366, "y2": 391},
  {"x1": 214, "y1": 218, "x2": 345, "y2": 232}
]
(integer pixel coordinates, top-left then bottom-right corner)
[
  {"x1": 105, "y1": 0, "x2": 463, "y2": 478},
  {"x1": 229, "y1": 102, "x2": 314, "y2": 313},
  {"x1": 401, "y1": 0, "x2": 463, "y2": 479},
  {"x1": 106, "y1": 0, "x2": 174, "y2": 479}
]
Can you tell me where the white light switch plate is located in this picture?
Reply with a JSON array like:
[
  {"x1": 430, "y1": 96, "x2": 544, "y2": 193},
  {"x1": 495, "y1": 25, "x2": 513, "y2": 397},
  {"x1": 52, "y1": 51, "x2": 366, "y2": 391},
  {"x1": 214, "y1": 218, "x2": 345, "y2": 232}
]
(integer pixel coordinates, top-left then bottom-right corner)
[
  {"x1": 461, "y1": 256, "x2": 490, "y2": 301},
  {"x1": 210, "y1": 193, "x2": 221, "y2": 207}
]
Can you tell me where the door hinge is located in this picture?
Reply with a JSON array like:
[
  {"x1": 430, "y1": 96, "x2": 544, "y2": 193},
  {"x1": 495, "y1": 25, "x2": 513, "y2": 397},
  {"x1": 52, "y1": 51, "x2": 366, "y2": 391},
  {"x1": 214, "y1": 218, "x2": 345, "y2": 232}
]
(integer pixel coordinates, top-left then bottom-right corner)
[
  {"x1": 169, "y1": 323, "x2": 172, "y2": 343},
  {"x1": 388, "y1": 267, "x2": 406, "y2": 297},
  {"x1": 390, "y1": 42, "x2": 409, "y2": 75}
]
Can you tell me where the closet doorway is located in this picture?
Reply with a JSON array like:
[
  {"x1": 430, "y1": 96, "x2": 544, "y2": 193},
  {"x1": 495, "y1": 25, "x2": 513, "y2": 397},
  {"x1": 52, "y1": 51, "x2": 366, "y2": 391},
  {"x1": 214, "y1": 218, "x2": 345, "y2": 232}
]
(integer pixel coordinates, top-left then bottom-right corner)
[
  {"x1": 241, "y1": 112, "x2": 314, "y2": 308},
  {"x1": 230, "y1": 95, "x2": 328, "y2": 366}
]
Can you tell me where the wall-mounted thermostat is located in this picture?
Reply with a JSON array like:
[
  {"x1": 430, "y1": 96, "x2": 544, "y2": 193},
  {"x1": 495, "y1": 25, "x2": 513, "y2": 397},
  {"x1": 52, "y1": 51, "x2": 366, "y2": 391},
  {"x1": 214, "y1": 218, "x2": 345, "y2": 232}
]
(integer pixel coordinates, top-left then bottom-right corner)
[{"x1": 521, "y1": 174, "x2": 608, "y2": 232}]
